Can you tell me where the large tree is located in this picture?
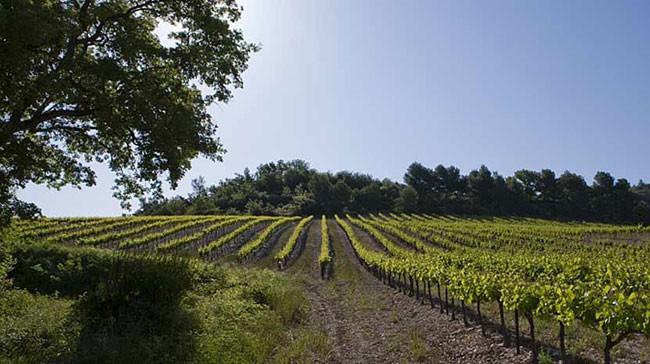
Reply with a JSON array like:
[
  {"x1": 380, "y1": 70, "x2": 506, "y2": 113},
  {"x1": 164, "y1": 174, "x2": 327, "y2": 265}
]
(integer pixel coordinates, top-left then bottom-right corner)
[{"x1": 0, "y1": 0, "x2": 258, "y2": 222}]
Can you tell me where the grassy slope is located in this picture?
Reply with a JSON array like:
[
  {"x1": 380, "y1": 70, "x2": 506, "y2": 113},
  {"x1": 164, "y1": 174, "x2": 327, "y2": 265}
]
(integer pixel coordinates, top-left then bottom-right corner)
[{"x1": 0, "y1": 235, "x2": 315, "y2": 364}]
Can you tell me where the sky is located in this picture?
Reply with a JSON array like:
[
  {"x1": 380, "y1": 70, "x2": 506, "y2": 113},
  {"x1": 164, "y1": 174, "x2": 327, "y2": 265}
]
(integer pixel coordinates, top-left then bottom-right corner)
[{"x1": 19, "y1": 0, "x2": 650, "y2": 216}]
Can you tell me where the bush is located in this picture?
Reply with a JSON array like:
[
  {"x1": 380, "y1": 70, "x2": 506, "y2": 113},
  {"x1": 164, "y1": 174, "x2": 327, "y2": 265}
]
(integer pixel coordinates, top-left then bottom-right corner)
[
  {"x1": 4, "y1": 240, "x2": 312, "y2": 364},
  {"x1": 0, "y1": 289, "x2": 79, "y2": 364},
  {"x1": 9, "y1": 242, "x2": 113, "y2": 297},
  {"x1": 189, "y1": 268, "x2": 309, "y2": 364},
  {"x1": 76, "y1": 253, "x2": 194, "y2": 330},
  {"x1": 8, "y1": 242, "x2": 199, "y2": 363},
  {"x1": 0, "y1": 235, "x2": 11, "y2": 288}
]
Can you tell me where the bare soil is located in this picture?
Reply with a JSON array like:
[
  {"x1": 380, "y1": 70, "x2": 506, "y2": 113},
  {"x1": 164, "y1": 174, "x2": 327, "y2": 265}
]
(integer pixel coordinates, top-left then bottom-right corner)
[{"x1": 276, "y1": 219, "x2": 531, "y2": 364}]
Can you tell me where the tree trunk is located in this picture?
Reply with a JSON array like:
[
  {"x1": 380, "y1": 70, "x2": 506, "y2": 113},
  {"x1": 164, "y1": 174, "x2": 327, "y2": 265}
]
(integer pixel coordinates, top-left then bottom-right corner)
[
  {"x1": 437, "y1": 283, "x2": 443, "y2": 314},
  {"x1": 604, "y1": 335, "x2": 613, "y2": 364},
  {"x1": 515, "y1": 309, "x2": 520, "y2": 354},
  {"x1": 477, "y1": 298, "x2": 484, "y2": 334},
  {"x1": 396, "y1": 273, "x2": 402, "y2": 293},
  {"x1": 428, "y1": 281, "x2": 434, "y2": 308},
  {"x1": 444, "y1": 288, "x2": 449, "y2": 314},
  {"x1": 499, "y1": 300, "x2": 507, "y2": 344},
  {"x1": 451, "y1": 296, "x2": 456, "y2": 320},
  {"x1": 527, "y1": 313, "x2": 538, "y2": 364},
  {"x1": 415, "y1": 279, "x2": 420, "y2": 300},
  {"x1": 409, "y1": 275, "x2": 414, "y2": 297},
  {"x1": 461, "y1": 300, "x2": 468, "y2": 326},
  {"x1": 559, "y1": 321, "x2": 565, "y2": 362}
]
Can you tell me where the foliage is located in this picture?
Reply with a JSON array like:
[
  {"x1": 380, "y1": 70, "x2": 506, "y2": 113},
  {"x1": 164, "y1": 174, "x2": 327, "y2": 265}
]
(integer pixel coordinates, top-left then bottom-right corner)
[
  {"x1": 0, "y1": 0, "x2": 258, "y2": 216},
  {"x1": 0, "y1": 289, "x2": 79, "y2": 364},
  {"x1": 0, "y1": 199, "x2": 42, "y2": 227},
  {"x1": 0, "y1": 233, "x2": 12, "y2": 289},
  {"x1": 275, "y1": 216, "x2": 313, "y2": 267},
  {"x1": 198, "y1": 217, "x2": 275, "y2": 256},
  {"x1": 337, "y1": 214, "x2": 650, "y2": 363},
  {"x1": 2, "y1": 238, "x2": 310, "y2": 364},
  {"x1": 8, "y1": 199, "x2": 42, "y2": 220},
  {"x1": 138, "y1": 160, "x2": 402, "y2": 217},
  {"x1": 395, "y1": 186, "x2": 418, "y2": 213},
  {"x1": 237, "y1": 217, "x2": 297, "y2": 259},
  {"x1": 137, "y1": 159, "x2": 650, "y2": 224},
  {"x1": 318, "y1": 215, "x2": 331, "y2": 266}
]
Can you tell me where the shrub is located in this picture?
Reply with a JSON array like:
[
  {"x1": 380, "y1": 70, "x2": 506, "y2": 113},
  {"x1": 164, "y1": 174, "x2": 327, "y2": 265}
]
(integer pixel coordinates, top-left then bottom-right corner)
[
  {"x1": 4, "y1": 240, "x2": 310, "y2": 364},
  {"x1": 9, "y1": 242, "x2": 199, "y2": 363},
  {"x1": 76, "y1": 254, "x2": 194, "y2": 330},
  {"x1": 0, "y1": 289, "x2": 79, "y2": 364},
  {"x1": 9, "y1": 242, "x2": 113, "y2": 297}
]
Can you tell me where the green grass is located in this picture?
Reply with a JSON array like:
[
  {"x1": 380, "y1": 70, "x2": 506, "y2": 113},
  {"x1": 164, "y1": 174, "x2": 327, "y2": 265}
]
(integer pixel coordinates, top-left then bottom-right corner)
[
  {"x1": 407, "y1": 326, "x2": 429, "y2": 362},
  {"x1": 0, "y1": 237, "x2": 315, "y2": 364},
  {"x1": 273, "y1": 329, "x2": 332, "y2": 364}
]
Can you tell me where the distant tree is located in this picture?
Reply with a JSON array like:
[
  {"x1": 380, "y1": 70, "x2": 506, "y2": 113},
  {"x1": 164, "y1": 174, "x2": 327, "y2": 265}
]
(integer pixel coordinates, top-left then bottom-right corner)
[
  {"x1": 490, "y1": 173, "x2": 511, "y2": 213},
  {"x1": 185, "y1": 178, "x2": 218, "y2": 215},
  {"x1": 189, "y1": 177, "x2": 208, "y2": 200},
  {"x1": 557, "y1": 171, "x2": 590, "y2": 219},
  {"x1": 432, "y1": 165, "x2": 449, "y2": 193},
  {"x1": 444, "y1": 166, "x2": 464, "y2": 193},
  {"x1": 591, "y1": 172, "x2": 616, "y2": 220},
  {"x1": 504, "y1": 176, "x2": 528, "y2": 214},
  {"x1": 404, "y1": 163, "x2": 434, "y2": 195},
  {"x1": 514, "y1": 169, "x2": 540, "y2": 201},
  {"x1": 0, "y1": 0, "x2": 258, "y2": 221},
  {"x1": 632, "y1": 180, "x2": 650, "y2": 199},
  {"x1": 336, "y1": 171, "x2": 375, "y2": 190},
  {"x1": 468, "y1": 165, "x2": 494, "y2": 210},
  {"x1": 396, "y1": 186, "x2": 418, "y2": 213},
  {"x1": 282, "y1": 160, "x2": 312, "y2": 190},
  {"x1": 611, "y1": 178, "x2": 635, "y2": 222},
  {"x1": 286, "y1": 186, "x2": 317, "y2": 215},
  {"x1": 350, "y1": 184, "x2": 379, "y2": 212},
  {"x1": 256, "y1": 162, "x2": 287, "y2": 197},
  {"x1": 308, "y1": 173, "x2": 333, "y2": 213},
  {"x1": 404, "y1": 162, "x2": 435, "y2": 209},
  {"x1": 635, "y1": 200, "x2": 650, "y2": 226},
  {"x1": 380, "y1": 179, "x2": 401, "y2": 207},
  {"x1": 593, "y1": 172, "x2": 615, "y2": 191},
  {"x1": 537, "y1": 169, "x2": 559, "y2": 202},
  {"x1": 136, "y1": 159, "x2": 647, "y2": 224},
  {"x1": 330, "y1": 180, "x2": 352, "y2": 214},
  {"x1": 142, "y1": 196, "x2": 188, "y2": 216}
]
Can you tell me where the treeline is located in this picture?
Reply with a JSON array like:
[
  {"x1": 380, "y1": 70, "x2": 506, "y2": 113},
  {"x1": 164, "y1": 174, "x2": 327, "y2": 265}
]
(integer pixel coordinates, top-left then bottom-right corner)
[{"x1": 137, "y1": 160, "x2": 650, "y2": 224}]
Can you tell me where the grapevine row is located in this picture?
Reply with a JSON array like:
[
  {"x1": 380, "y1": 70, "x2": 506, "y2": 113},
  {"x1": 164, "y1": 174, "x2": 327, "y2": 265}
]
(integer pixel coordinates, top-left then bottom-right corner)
[{"x1": 275, "y1": 216, "x2": 313, "y2": 269}]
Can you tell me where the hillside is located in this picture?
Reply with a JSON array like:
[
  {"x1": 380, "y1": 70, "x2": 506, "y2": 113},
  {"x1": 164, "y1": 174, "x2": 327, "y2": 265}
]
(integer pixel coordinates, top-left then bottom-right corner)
[{"x1": 2, "y1": 214, "x2": 649, "y2": 364}]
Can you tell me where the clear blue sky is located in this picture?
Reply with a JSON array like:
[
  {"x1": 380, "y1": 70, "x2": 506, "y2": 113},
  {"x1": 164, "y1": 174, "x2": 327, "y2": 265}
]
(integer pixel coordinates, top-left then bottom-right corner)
[{"x1": 20, "y1": 0, "x2": 650, "y2": 216}]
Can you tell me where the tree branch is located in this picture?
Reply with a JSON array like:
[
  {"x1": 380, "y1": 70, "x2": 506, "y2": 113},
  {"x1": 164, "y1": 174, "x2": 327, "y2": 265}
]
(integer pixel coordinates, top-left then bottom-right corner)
[
  {"x1": 34, "y1": 125, "x2": 98, "y2": 134},
  {"x1": 77, "y1": 0, "x2": 162, "y2": 44},
  {"x1": 24, "y1": 108, "x2": 94, "y2": 126},
  {"x1": 612, "y1": 332, "x2": 632, "y2": 346}
]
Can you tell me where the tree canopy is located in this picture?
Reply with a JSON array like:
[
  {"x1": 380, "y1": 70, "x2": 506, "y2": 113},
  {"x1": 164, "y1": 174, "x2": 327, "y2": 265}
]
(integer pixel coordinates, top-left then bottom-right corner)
[
  {"x1": 137, "y1": 159, "x2": 650, "y2": 225},
  {"x1": 0, "y1": 0, "x2": 258, "y2": 224}
]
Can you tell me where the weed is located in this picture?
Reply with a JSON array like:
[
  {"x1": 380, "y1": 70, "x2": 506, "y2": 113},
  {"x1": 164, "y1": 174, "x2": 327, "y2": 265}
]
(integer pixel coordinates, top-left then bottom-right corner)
[{"x1": 407, "y1": 326, "x2": 428, "y2": 362}]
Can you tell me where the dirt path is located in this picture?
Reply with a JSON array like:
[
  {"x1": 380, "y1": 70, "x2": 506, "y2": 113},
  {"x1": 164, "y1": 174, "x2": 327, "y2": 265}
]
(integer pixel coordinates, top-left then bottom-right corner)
[{"x1": 284, "y1": 219, "x2": 529, "y2": 364}]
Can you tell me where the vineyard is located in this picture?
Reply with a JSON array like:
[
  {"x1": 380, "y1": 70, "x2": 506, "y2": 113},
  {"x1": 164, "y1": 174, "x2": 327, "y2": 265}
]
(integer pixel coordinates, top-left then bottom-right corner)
[{"x1": 12, "y1": 214, "x2": 650, "y2": 364}]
